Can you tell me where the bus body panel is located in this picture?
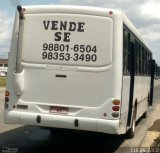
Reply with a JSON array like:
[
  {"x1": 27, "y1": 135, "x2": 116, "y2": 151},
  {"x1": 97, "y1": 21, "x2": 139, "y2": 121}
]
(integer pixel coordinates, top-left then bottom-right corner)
[
  {"x1": 133, "y1": 76, "x2": 150, "y2": 120},
  {"x1": 4, "y1": 110, "x2": 119, "y2": 134},
  {"x1": 19, "y1": 69, "x2": 114, "y2": 108}
]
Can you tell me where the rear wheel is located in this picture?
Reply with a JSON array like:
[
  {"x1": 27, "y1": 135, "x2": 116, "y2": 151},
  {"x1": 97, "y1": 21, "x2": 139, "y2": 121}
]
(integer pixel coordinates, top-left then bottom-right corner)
[
  {"x1": 143, "y1": 95, "x2": 149, "y2": 118},
  {"x1": 126, "y1": 108, "x2": 136, "y2": 139},
  {"x1": 147, "y1": 93, "x2": 150, "y2": 106},
  {"x1": 142, "y1": 111, "x2": 147, "y2": 118}
]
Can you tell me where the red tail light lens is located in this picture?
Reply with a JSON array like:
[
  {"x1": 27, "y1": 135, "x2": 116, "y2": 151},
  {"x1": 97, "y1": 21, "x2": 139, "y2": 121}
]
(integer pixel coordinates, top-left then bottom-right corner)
[
  {"x1": 5, "y1": 91, "x2": 10, "y2": 97},
  {"x1": 109, "y1": 11, "x2": 113, "y2": 16},
  {"x1": 112, "y1": 106, "x2": 120, "y2": 111}
]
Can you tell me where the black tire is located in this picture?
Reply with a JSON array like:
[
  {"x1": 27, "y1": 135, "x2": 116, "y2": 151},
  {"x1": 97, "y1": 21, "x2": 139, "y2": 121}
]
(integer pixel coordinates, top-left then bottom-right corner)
[
  {"x1": 126, "y1": 109, "x2": 136, "y2": 139},
  {"x1": 142, "y1": 111, "x2": 147, "y2": 118},
  {"x1": 143, "y1": 96, "x2": 149, "y2": 118},
  {"x1": 147, "y1": 93, "x2": 150, "y2": 106}
]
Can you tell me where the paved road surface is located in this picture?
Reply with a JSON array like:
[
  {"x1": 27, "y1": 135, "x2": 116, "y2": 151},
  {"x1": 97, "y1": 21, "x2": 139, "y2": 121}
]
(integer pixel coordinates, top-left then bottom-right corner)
[{"x1": 0, "y1": 82, "x2": 160, "y2": 153}]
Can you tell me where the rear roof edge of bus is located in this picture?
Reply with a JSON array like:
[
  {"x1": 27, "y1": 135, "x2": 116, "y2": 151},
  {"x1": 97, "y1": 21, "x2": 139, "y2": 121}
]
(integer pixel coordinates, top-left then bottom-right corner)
[
  {"x1": 20, "y1": 5, "x2": 122, "y2": 17},
  {"x1": 122, "y1": 13, "x2": 152, "y2": 53}
]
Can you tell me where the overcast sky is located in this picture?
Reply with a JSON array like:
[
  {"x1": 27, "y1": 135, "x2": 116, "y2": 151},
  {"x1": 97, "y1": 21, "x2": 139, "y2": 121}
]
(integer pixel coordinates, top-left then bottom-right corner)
[{"x1": 0, "y1": 0, "x2": 160, "y2": 65}]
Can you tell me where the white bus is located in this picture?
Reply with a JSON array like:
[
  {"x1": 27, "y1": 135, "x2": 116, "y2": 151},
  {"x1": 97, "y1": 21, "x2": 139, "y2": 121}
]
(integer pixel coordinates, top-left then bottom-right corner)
[{"x1": 4, "y1": 5, "x2": 154, "y2": 138}]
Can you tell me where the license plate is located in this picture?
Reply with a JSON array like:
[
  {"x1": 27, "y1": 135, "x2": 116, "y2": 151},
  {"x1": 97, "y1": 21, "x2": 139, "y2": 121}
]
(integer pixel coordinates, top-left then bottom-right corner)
[{"x1": 50, "y1": 106, "x2": 68, "y2": 115}]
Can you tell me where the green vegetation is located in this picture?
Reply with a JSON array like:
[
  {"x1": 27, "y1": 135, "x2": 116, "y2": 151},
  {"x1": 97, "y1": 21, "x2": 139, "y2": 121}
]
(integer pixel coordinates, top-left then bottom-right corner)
[{"x1": 0, "y1": 77, "x2": 6, "y2": 87}]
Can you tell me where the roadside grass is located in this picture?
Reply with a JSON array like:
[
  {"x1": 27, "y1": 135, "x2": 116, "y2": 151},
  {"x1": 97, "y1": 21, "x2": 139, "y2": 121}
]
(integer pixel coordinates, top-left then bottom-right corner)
[{"x1": 0, "y1": 77, "x2": 6, "y2": 87}]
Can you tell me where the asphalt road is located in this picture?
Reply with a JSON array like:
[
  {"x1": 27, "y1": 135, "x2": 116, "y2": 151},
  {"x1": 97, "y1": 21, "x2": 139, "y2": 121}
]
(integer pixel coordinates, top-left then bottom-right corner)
[{"x1": 0, "y1": 82, "x2": 160, "y2": 153}]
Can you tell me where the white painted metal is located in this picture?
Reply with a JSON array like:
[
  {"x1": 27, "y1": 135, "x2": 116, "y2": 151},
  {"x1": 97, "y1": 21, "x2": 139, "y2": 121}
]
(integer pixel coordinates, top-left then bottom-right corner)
[{"x1": 4, "y1": 5, "x2": 151, "y2": 135}]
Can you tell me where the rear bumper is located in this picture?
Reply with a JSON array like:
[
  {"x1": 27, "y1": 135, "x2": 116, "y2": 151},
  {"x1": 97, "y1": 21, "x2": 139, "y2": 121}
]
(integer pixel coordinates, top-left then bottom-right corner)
[{"x1": 4, "y1": 110, "x2": 120, "y2": 134}]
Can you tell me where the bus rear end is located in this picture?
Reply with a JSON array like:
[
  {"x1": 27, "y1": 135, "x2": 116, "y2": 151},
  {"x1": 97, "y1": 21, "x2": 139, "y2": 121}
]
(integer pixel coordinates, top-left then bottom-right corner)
[{"x1": 4, "y1": 5, "x2": 123, "y2": 134}]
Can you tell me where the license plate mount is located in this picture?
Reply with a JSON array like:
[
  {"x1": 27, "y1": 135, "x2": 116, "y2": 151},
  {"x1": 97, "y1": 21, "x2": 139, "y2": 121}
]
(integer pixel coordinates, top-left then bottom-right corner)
[{"x1": 50, "y1": 106, "x2": 68, "y2": 115}]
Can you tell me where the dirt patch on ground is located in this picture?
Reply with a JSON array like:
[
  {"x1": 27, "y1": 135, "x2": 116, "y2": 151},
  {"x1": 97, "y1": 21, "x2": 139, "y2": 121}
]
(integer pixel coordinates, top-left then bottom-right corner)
[
  {"x1": 151, "y1": 136, "x2": 160, "y2": 152},
  {"x1": 149, "y1": 119, "x2": 160, "y2": 151},
  {"x1": 148, "y1": 119, "x2": 160, "y2": 132}
]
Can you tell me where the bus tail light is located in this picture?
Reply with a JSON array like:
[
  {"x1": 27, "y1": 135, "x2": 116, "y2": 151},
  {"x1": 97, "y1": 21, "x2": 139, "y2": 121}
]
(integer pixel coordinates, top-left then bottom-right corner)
[
  {"x1": 112, "y1": 106, "x2": 120, "y2": 111},
  {"x1": 5, "y1": 90, "x2": 10, "y2": 104},
  {"x1": 112, "y1": 99, "x2": 121, "y2": 105},
  {"x1": 5, "y1": 91, "x2": 10, "y2": 97},
  {"x1": 5, "y1": 97, "x2": 9, "y2": 103},
  {"x1": 4, "y1": 103, "x2": 9, "y2": 109},
  {"x1": 109, "y1": 11, "x2": 113, "y2": 16},
  {"x1": 112, "y1": 112, "x2": 119, "y2": 118},
  {"x1": 112, "y1": 99, "x2": 120, "y2": 117}
]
